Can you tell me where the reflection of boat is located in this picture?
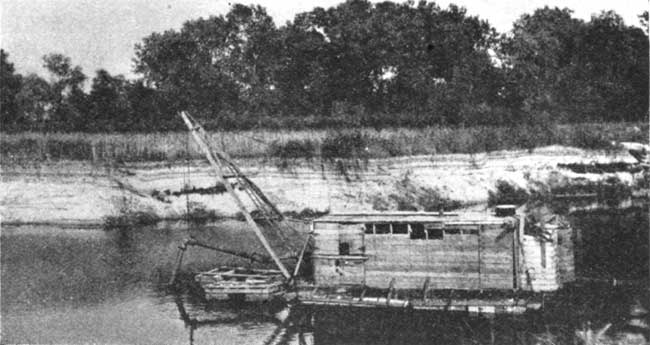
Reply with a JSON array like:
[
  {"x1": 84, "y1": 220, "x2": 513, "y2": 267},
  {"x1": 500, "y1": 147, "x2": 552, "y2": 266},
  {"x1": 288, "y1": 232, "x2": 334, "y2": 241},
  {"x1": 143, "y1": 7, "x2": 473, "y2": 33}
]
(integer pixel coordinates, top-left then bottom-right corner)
[
  {"x1": 171, "y1": 112, "x2": 576, "y2": 315},
  {"x1": 172, "y1": 293, "x2": 295, "y2": 345}
]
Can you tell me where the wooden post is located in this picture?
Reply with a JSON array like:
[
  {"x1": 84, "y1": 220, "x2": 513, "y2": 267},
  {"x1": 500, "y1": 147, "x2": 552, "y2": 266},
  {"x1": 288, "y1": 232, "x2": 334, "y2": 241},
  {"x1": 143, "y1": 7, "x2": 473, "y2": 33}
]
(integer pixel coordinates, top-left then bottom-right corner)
[
  {"x1": 489, "y1": 317, "x2": 495, "y2": 345},
  {"x1": 168, "y1": 241, "x2": 188, "y2": 286},
  {"x1": 516, "y1": 211, "x2": 529, "y2": 290},
  {"x1": 422, "y1": 277, "x2": 430, "y2": 302},
  {"x1": 292, "y1": 233, "x2": 313, "y2": 280},
  {"x1": 91, "y1": 142, "x2": 97, "y2": 163},
  {"x1": 387, "y1": 278, "x2": 396, "y2": 306},
  {"x1": 478, "y1": 225, "x2": 483, "y2": 289},
  {"x1": 513, "y1": 217, "x2": 520, "y2": 290},
  {"x1": 180, "y1": 111, "x2": 291, "y2": 279},
  {"x1": 540, "y1": 241, "x2": 546, "y2": 268}
]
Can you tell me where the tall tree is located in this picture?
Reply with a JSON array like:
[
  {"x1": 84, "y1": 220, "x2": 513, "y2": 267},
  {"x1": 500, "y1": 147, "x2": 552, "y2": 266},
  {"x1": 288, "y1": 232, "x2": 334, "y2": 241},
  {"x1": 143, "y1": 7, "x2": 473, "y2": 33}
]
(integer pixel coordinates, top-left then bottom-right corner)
[
  {"x1": 277, "y1": 0, "x2": 501, "y2": 125},
  {"x1": 639, "y1": 11, "x2": 648, "y2": 32},
  {"x1": 501, "y1": 7, "x2": 584, "y2": 123},
  {"x1": 134, "y1": 4, "x2": 281, "y2": 126},
  {"x1": 577, "y1": 11, "x2": 648, "y2": 121},
  {"x1": 15, "y1": 74, "x2": 53, "y2": 130},
  {"x1": 223, "y1": 4, "x2": 282, "y2": 116},
  {"x1": 0, "y1": 50, "x2": 23, "y2": 129},
  {"x1": 42, "y1": 53, "x2": 87, "y2": 130},
  {"x1": 87, "y1": 69, "x2": 131, "y2": 131},
  {"x1": 502, "y1": 7, "x2": 648, "y2": 124},
  {"x1": 126, "y1": 80, "x2": 176, "y2": 131}
]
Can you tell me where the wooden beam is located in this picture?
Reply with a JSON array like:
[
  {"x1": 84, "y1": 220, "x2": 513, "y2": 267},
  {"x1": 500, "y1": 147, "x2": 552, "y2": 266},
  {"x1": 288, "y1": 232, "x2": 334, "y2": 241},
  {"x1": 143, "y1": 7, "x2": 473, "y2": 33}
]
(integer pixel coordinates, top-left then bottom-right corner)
[
  {"x1": 168, "y1": 240, "x2": 188, "y2": 286},
  {"x1": 387, "y1": 278, "x2": 396, "y2": 306},
  {"x1": 422, "y1": 277, "x2": 430, "y2": 302},
  {"x1": 513, "y1": 217, "x2": 520, "y2": 290},
  {"x1": 291, "y1": 233, "x2": 313, "y2": 281}
]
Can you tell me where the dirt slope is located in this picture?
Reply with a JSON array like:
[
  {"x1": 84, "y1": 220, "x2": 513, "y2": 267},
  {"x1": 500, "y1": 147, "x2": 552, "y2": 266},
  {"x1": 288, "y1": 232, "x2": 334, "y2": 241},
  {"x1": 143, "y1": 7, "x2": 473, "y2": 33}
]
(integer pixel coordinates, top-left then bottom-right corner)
[{"x1": 0, "y1": 146, "x2": 643, "y2": 225}]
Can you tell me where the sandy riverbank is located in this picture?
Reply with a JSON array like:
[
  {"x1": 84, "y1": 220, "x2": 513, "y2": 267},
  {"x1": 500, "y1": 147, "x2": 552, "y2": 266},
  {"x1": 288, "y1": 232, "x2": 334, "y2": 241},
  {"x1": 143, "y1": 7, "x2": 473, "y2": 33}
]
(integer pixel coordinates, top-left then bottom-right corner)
[{"x1": 0, "y1": 146, "x2": 644, "y2": 225}]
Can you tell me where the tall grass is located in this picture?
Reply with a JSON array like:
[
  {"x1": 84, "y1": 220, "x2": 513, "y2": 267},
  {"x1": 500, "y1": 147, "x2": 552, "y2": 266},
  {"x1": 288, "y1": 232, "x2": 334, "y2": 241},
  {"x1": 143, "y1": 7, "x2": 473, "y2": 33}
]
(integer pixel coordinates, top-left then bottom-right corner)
[{"x1": 1, "y1": 122, "x2": 646, "y2": 164}]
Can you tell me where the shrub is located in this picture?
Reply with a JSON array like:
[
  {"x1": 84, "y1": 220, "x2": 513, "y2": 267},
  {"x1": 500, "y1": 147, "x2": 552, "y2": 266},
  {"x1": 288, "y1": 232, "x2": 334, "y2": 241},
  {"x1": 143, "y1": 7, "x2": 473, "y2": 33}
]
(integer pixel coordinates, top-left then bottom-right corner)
[
  {"x1": 598, "y1": 176, "x2": 632, "y2": 207},
  {"x1": 184, "y1": 204, "x2": 224, "y2": 223},
  {"x1": 370, "y1": 195, "x2": 391, "y2": 211},
  {"x1": 368, "y1": 137, "x2": 405, "y2": 157},
  {"x1": 389, "y1": 193, "x2": 419, "y2": 211},
  {"x1": 0, "y1": 138, "x2": 41, "y2": 162},
  {"x1": 103, "y1": 211, "x2": 160, "y2": 229},
  {"x1": 172, "y1": 183, "x2": 228, "y2": 196},
  {"x1": 268, "y1": 139, "x2": 316, "y2": 160},
  {"x1": 488, "y1": 180, "x2": 530, "y2": 206},
  {"x1": 571, "y1": 127, "x2": 615, "y2": 150},
  {"x1": 389, "y1": 173, "x2": 463, "y2": 211},
  {"x1": 321, "y1": 131, "x2": 369, "y2": 160},
  {"x1": 45, "y1": 139, "x2": 93, "y2": 160},
  {"x1": 283, "y1": 208, "x2": 329, "y2": 220},
  {"x1": 418, "y1": 187, "x2": 463, "y2": 211}
]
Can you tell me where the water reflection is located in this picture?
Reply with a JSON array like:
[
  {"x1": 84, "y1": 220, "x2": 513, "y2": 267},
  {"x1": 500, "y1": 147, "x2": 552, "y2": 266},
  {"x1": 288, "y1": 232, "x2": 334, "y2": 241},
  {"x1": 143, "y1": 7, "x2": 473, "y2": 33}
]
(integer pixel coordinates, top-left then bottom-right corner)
[
  {"x1": 1, "y1": 209, "x2": 648, "y2": 344},
  {"x1": 172, "y1": 294, "x2": 299, "y2": 345}
]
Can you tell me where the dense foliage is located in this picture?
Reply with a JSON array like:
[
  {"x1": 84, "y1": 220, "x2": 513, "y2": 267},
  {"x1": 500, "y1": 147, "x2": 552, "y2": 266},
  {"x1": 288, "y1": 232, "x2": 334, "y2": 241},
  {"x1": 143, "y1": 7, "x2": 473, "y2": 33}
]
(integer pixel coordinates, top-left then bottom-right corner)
[{"x1": 1, "y1": 2, "x2": 647, "y2": 132}]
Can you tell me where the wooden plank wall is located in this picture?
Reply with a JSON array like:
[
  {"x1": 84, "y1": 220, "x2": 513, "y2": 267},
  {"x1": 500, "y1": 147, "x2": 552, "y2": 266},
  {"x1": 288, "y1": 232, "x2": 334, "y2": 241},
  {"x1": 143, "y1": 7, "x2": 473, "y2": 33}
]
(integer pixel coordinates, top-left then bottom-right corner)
[
  {"x1": 313, "y1": 221, "x2": 521, "y2": 291},
  {"x1": 364, "y1": 234, "x2": 480, "y2": 289},
  {"x1": 312, "y1": 219, "x2": 575, "y2": 292},
  {"x1": 313, "y1": 257, "x2": 365, "y2": 286},
  {"x1": 521, "y1": 230, "x2": 560, "y2": 292},
  {"x1": 313, "y1": 223, "x2": 364, "y2": 255},
  {"x1": 556, "y1": 226, "x2": 575, "y2": 285},
  {"x1": 479, "y1": 225, "x2": 514, "y2": 289},
  {"x1": 313, "y1": 223, "x2": 366, "y2": 286},
  {"x1": 363, "y1": 224, "x2": 515, "y2": 290}
]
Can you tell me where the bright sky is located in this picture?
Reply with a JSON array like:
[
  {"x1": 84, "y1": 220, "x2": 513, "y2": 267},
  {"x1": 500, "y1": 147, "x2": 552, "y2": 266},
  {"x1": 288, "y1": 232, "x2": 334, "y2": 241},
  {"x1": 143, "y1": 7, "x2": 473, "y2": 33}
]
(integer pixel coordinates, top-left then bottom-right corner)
[{"x1": 1, "y1": 0, "x2": 647, "y2": 80}]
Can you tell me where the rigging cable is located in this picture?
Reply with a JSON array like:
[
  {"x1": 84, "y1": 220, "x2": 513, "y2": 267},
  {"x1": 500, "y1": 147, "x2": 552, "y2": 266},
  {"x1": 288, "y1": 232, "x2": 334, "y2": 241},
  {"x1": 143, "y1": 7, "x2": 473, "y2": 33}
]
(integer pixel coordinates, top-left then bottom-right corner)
[{"x1": 185, "y1": 130, "x2": 192, "y2": 232}]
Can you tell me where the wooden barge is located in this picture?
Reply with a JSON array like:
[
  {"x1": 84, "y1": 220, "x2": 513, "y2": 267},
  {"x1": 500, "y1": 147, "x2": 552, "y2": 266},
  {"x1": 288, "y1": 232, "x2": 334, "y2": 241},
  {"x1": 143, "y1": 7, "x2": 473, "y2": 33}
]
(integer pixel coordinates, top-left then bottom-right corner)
[
  {"x1": 290, "y1": 208, "x2": 575, "y2": 314},
  {"x1": 174, "y1": 111, "x2": 576, "y2": 315},
  {"x1": 194, "y1": 207, "x2": 575, "y2": 314}
]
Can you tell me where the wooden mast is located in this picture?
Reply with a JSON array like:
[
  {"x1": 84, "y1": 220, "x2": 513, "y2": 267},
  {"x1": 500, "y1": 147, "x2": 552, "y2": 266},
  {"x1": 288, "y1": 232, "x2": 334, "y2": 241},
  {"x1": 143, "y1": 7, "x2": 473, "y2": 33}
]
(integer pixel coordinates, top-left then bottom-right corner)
[{"x1": 179, "y1": 111, "x2": 291, "y2": 279}]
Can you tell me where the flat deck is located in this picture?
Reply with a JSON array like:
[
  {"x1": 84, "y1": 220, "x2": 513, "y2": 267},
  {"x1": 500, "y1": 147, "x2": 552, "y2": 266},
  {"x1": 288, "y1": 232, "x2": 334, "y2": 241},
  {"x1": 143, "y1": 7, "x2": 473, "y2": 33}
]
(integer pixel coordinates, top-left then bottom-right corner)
[{"x1": 289, "y1": 285, "x2": 542, "y2": 315}]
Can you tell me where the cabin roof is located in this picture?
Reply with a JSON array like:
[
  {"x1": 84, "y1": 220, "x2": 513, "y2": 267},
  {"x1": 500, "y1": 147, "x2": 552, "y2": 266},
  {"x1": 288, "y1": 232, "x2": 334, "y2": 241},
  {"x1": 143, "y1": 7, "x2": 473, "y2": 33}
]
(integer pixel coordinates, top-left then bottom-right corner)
[{"x1": 314, "y1": 211, "x2": 513, "y2": 224}]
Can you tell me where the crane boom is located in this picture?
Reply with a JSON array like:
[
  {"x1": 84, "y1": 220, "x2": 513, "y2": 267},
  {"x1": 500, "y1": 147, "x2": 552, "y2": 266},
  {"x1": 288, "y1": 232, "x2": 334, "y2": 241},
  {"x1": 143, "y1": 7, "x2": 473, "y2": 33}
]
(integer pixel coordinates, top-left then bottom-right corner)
[{"x1": 179, "y1": 111, "x2": 291, "y2": 279}]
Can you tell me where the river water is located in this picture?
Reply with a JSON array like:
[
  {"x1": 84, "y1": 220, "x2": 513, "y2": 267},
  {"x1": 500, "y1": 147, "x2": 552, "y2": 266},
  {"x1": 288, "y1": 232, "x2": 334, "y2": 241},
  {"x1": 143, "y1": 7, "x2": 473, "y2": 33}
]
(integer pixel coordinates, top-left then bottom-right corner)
[{"x1": 1, "y1": 209, "x2": 648, "y2": 345}]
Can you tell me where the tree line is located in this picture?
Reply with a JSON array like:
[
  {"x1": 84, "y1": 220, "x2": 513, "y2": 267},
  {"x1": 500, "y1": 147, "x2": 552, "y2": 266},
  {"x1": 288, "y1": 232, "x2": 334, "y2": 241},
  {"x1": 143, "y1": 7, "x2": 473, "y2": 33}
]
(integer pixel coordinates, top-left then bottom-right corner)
[{"x1": 1, "y1": 1, "x2": 648, "y2": 132}]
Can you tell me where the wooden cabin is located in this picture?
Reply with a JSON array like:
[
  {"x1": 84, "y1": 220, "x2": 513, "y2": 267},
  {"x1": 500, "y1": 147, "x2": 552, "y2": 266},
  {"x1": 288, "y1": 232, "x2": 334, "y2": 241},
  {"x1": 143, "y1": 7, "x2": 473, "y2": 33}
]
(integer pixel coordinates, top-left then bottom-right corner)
[{"x1": 310, "y1": 209, "x2": 575, "y2": 293}]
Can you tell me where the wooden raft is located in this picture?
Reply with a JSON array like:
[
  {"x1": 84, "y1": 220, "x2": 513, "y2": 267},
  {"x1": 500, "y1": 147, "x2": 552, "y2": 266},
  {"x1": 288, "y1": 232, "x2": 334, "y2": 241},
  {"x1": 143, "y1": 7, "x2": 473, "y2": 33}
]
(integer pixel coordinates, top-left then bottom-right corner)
[{"x1": 195, "y1": 267, "x2": 285, "y2": 301}]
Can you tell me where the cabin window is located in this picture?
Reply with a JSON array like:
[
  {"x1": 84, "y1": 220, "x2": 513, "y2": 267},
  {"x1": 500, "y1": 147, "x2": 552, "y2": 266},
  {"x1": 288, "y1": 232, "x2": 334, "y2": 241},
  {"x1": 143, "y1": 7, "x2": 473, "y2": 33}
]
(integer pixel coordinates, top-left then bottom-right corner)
[
  {"x1": 375, "y1": 223, "x2": 391, "y2": 234},
  {"x1": 445, "y1": 228, "x2": 461, "y2": 235},
  {"x1": 410, "y1": 223, "x2": 426, "y2": 239},
  {"x1": 426, "y1": 228, "x2": 443, "y2": 240},
  {"x1": 339, "y1": 242, "x2": 350, "y2": 255},
  {"x1": 364, "y1": 223, "x2": 374, "y2": 234},
  {"x1": 462, "y1": 228, "x2": 479, "y2": 235},
  {"x1": 392, "y1": 223, "x2": 408, "y2": 234}
]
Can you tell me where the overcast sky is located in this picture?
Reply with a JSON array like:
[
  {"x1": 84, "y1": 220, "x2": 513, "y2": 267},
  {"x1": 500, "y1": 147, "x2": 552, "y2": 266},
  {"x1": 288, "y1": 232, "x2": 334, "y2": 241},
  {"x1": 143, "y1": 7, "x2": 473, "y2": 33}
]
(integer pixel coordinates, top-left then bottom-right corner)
[{"x1": 1, "y1": 0, "x2": 647, "y2": 80}]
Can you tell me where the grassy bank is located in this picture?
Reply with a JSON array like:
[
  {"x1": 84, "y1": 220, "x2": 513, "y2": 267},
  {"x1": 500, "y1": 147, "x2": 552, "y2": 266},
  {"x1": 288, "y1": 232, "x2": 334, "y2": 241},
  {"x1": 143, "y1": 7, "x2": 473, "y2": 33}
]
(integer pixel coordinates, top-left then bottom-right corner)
[{"x1": 1, "y1": 122, "x2": 646, "y2": 164}]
